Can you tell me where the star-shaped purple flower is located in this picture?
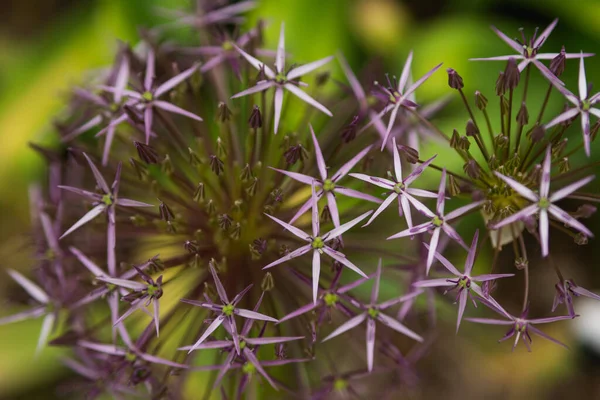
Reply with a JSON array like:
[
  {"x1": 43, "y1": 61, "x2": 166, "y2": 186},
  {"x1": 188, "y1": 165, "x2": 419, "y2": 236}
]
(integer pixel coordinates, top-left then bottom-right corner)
[
  {"x1": 371, "y1": 51, "x2": 442, "y2": 150},
  {"x1": 102, "y1": 48, "x2": 202, "y2": 144},
  {"x1": 179, "y1": 293, "x2": 303, "y2": 390},
  {"x1": 387, "y1": 169, "x2": 484, "y2": 273},
  {"x1": 413, "y1": 230, "x2": 514, "y2": 332},
  {"x1": 0, "y1": 269, "x2": 56, "y2": 355},
  {"x1": 322, "y1": 259, "x2": 423, "y2": 372},
  {"x1": 491, "y1": 147, "x2": 594, "y2": 257},
  {"x1": 553, "y1": 279, "x2": 600, "y2": 318},
  {"x1": 466, "y1": 301, "x2": 572, "y2": 351},
  {"x1": 271, "y1": 124, "x2": 380, "y2": 227},
  {"x1": 180, "y1": 263, "x2": 277, "y2": 354},
  {"x1": 264, "y1": 182, "x2": 372, "y2": 304},
  {"x1": 231, "y1": 23, "x2": 333, "y2": 133},
  {"x1": 545, "y1": 54, "x2": 600, "y2": 156},
  {"x1": 58, "y1": 154, "x2": 153, "y2": 276},
  {"x1": 350, "y1": 137, "x2": 437, "y2": 227},
  {"x1": 64, "y1": 53, "x2": 131, "y2": 165},
  {"x1": 470, "y1": 19, "x2": 592, "y2": 74}
]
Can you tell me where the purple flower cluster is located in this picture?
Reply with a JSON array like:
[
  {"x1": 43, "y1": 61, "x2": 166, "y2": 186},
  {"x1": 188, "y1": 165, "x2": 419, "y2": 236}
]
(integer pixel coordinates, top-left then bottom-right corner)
[{"x1": 2, "y1": 3, "x2": 600, "y2": 398}]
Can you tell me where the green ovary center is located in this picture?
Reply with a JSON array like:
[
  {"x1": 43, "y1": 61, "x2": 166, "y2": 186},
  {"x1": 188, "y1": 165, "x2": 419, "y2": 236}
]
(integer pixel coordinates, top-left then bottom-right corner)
[
  {"x1": 334, "y1": 378, "x2": 348, "y2": 391},
  {"x1": 390, "y1": 91, "x2": 401, "y2": 103},
  {"x1": 142, "y1": 91, "x2": 153, "y2": 102},
  {"x1": 538, "y1": 197, "x2": 550, "y2": 209},
  {"x1": 240, "y1": 340, "x2": 246, "y2": 349},
  {"x1": 582, "y1": 100, "x2": 591, "y2": 111},
  {"x1": 222, "y1": 304, "x2": 235, "y2": 316},
  {"x1": 525, "y1": 46, "x2": 534, "y2": 58},
  {"x1": 311, "y1": 237, "x2": 325, "y2": 249},
  {"x1": 367, "y1": 307, "x2": 379, "y2": 318},
  {"x1": 323, "y1": 179, "x2": 335, "y2": 192},
  {"x1": 242, "y1": 362, "x2": 255, "y2": 374},
  {"x1": 222, "y1": 41, "x2": 234, "y2": 51},
  {"x1": 432, "y1": 216, "x2": 443, "y2": 227},
  {"x1": 275, "y1": 73, "x2": 287, "y2": 84},
  {"x1": 102, "y1": 194, "x2": 113, "y2": 206},
  {"x1": 393, "y1": 182, "x2": 405, "y2": 194},
  {"x1": 458, "y1": 276, "x2": 471, "y2": 289},
  {"x1": 147, "y1": 284, "x2": 160, "y2": 297},
  {"x1": 324, "y1": 293, "x2": 338, "y2": 306}
]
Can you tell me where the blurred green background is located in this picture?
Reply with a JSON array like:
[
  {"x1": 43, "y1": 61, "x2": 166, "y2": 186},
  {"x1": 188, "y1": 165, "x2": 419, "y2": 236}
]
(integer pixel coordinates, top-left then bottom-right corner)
[{"x1": 2, "y1": 0, "x2": 600, "y2": 398}]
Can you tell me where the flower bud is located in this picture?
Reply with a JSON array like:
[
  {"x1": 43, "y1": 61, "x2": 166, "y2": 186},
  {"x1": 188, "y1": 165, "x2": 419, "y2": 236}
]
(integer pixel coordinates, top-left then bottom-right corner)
[
  {"x1": 398, "y1": 145, "x2": 419, "y2": 164},
  {"x1": 447, "y1": 68, "x2": 464, "y2": 90},
  {"x1": 448, "y1": 175, "x2": 461, "y2": 196},
  {"x1": 475, "y1": 91, "x2": 488, "y2": 110},
  {"x1": 495, "y1": 72, "x2": 506, "y2": 96},
  {"x1": 284, "y1": 144, "x2": 309, "y2": 165},
  {"x1": 574, "y1": 233, "x2": 588, "y2": 245},
  {"x1": 209, "y1": 155, "x2": 224, "y2": 175},
  {"x1": 463, "y1": 160, "x2": 481, "y2": 179},
  {"x1": 217, "y1": 102, "x2": 232, "y2": 122},
  {"x1": 558, "y1": 157, "x2": 570, "y2": 173},
  {"x1": 529, "y1": 125, "x2": 546, "y2": 143},
  {"x1": 134, "y1": 141, "x2": 160, "y2": 164},
  {"x1": 515, "y1": 257, "x2": 528, "y2": 270},
  {"x1": 465, "y1": 120, "x2": 479, "y2": 137},
  {"x1": 218, "y1": 214, "x2": 233, "y2": 231},
  {"x1": 458, "y1": 136, "x2": 471, "y2": 151},
  {"x1": 261, "y1": 272, "x2": 274, "y2": 291},
  {"x1": 504, "y1": 58, "x2": 520, "y2": 90},
  {"x1": 577, "y1": 204, "x2": 597, "y2": 218},
  {"x1": 159, "y1": 200, "x2": 175, "y2": 222},
  {"x1": 341, "y1": 115, "x2": 360, "y2": 143},
  {"x1": 193, "y1": 182, "x2": 205, "y2": 202},
  {"x1": 240, "y1": 164, "x2": 254, "y2": 181},
  {"x1": 248, "y1": 105, "x2": 262, "y2": 129},
  {"x1": 517, "y1": 102, "x2": 529, "y2": 125},
  {"x1": 550, "y1": 46, "x2": 566, "y2": 77},
  {"x1": 450, "y1": 129, "x2": 460, "y2": 149},
  {"x1": 188, "y1": 147, "x2": 202, "y2": 166},
  {"x1": 552, "y1": 138, "x2": 568, "y2": 158}
]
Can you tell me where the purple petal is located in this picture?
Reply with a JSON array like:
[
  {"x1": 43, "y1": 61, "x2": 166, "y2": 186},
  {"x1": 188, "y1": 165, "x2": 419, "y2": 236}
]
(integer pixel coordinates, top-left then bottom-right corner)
[
  {"x1": 231, "y1": 81, "x2": 275, "y2": 99},
  {"x1": 472, "y1": 273, "x2": 514, "y2": 282},
  {"x1": 324, "y1": 210, "x2": 373, "y2": 240},
  {"x1": 269, "y1": 167, "x2": 314, "y2": 185},
  {"x1": 155, "y1": 64, "x2": 199, "y2": 98},
  {"x1": 321, "y1": 313, "x2": 367, "y2": 342},
  {"x1": 550, "y1": 175, "x2": 595, "y2": 202},
  {"x1": 188, "y1": 315, "x2": 226, "y2": 353},
  {"x1": 144, "y1": 48, "x2": 155, "y2": 91},
  {"x1": 333, "y1": 144, "x2": 373, "y2": 181},
  {"x1": 403, "y1": 62, "x2": 443, "y2": 99},
  {"x1": 322, "y1": 247, "x2": 367, "y2": 278},
  {"x1": 405, "y1": 154, "x2": 436, "y2": 186},
  {"x1": 398, "y1": 51, "x2": 414, "y2": 93},
  {"x1": 309, "y1": 124, "x2": 328, "y2": 180},
  {"x1": 287, "y1": 55, "x2": 334, "y2": 81},
  {"x1": 548, "y1": 204, "x2": 593, "y2": 237},
  {"x1": 209, "y1": 262, "x2": 229, "y2": 303},
  {"x1": 378, "y1": 289, "x2": 423, "y2": 309},
  {"x1": 371, "y1": 258, "x2": 382, "y2": 304},
  {"x1": 490, "y1": 204, "x2": 538, "y2": 230},
  {"x1": 0, "y1": 306, "x2": 46, "y2": 325},
  {"x1": 425, "y1": 228, "x2": 441, "y2": 274},
  {"x1": 377, "y1": 312, "x2": 423, "y2": 342},
  {"x1": 264, "y1": 213, "x2": 309, "y2": 240},
  {"x1": 540, "y1": 147, "x2": 552, "y2": 199},
  {"x1": 337, "y1": 52, "x2": 367, "y2": 110},
  {"x1": 273, "y1": 86, "x2": 284, "y2": 134},
  {"x1": 263, "y1": 244, "x2": 311, "y2": 270},
  {"x1": 115, "y1": 198, "x2": 153, "y2": 207},
  {"x1": 494, "y1": 172, "x2": 538, "y2": 202},
  {"x1": 381, "y1": 104, "x2": 401, "y2": 151},
  {"x1": 139, "y1": 352, "x2": 189, "y2": 369},
  {"x1": 243, "y1": 348, "x2": 278, "y2": 389},
  {"x1": 284, "y1": 83, "x2": 332, "y2": 116},
  {"x1": 363, "y1": 193, "x2": 397, "y2": 227},
  {"x1": 456, "y1": 290, "x2": 468, "y2": 333},
  {"x1": 470, "y1": 55, "x2": 523, "y2": 61},
  {"x1": 436, "y1": 170, "x2": 447, "y2": 215},
  {"x1": 534, "y1": 18, "x2": 558, "y2": 48},
  {"x1": 539, "y1": 209, "x2": 550, "y2": 257},
  {"x1": 178, "y1": 340, "x2": 232, "y2": 351},
  {"x1": 387, "y1": 221, "x2": 431, "y2": 240},
  {"x1": 334, "y1": 187, "x2": 382, "y2": 203},
  {"x1": 464, "y1": 317, "x2": 512, "y2": 325},
  {"x1": 528, "y1": 325, "x2": 569, "y2": 349},
  {"x1": 491, "y1": 25, "x2": 524, "y2": 53},
  {"x1": 144, "y1": 106, "x2": 153, "y2": 145},
  {"x1": 245, "y1": 336, "x2": 304, "y2": 346},
  {"x1": 400, "y1": 194, "x2": 413, "y2": 229},
  {"x1": 349, "y1": 173, "x2": 394, "y2": 189},
  {"x1": 275, "y1": 23, "x2": 285, "y2": 73},
  {"x1": 312, "y1": 250, "x2": 321, "y2": 305},
  {"x1": 82, "y1": 153, "x2": 109, "y2": 193},
  {"x1": 313, "y1": 182, "x2": 322, "y2": 235},
  {"x1": 70, "y1": 247, "x2": 105, "y2": 277},
  {"x1": 96, "y1": 276, "x2": 146, "y2": 291},
  {"x1": 366, "y1": 318, "x2": 376, "y2": 372},
  {"x1": 278, "y1": 302, "x2": 319, "y2": 324},
  {"x1": 153, "y1": 100, "x2": 203, "y2": 122},
  {"x1": 7, "y1": 269, "x2": 49, "y2": 304},
  {"x1": 579, "y1": 54, "x2": 588, "y2": 100},
  {"x1": 464, "y1": 230, "x2": 479, "y2": 275},
  {"x1": 326, "y1": 191, "x2": 340, "y2": 228},
  {"x1": 232, "y1": 44, "x2": 275, "y2": 78},
  {"x1": 412, "y1": 278, "x2": 455, "y2": 288},
  {"x1": 78, "y1": 340, "x2": 127, "y2": 356},
  {"x1": 423, "y1": 241, "x2": 462, "y2": 276},
  {"x1": 63, "y1": 115, "x2": 103, "y2": 141}
]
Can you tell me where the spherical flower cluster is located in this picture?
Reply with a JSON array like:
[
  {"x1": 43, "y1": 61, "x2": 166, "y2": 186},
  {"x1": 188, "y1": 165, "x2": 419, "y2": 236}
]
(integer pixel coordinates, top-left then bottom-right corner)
[{"x1": 3, "y1": 3, "x2": 600, "y2": 398}]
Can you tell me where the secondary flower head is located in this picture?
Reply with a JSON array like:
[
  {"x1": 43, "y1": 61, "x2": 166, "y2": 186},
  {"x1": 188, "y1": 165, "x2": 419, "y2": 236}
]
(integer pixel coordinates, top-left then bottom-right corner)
[
  {"x1": 231, "y1": 23, "x2": 334, "y2": 133},
  {"x1": 491, "y1": 147, "x2": 594, "y2": 257},
  {"x1": 552, "y1": 278, "x2": 600, "y2": 318}
]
